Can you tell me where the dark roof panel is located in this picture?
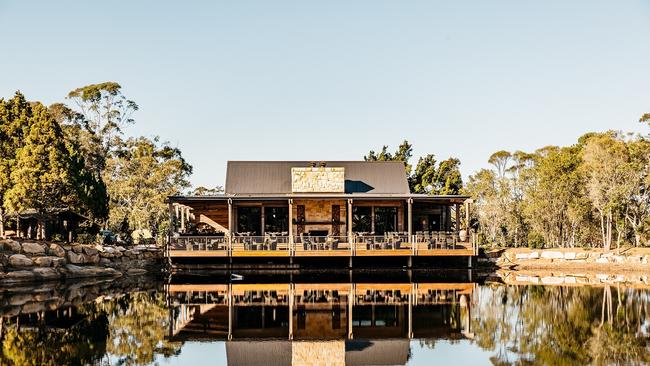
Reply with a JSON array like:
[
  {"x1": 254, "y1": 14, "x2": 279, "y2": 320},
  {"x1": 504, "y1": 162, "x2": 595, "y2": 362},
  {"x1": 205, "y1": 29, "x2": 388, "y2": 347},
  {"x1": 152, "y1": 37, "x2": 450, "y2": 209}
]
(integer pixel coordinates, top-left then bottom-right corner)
[{"x1": 225, "y1": 161, "x2": 410, "y2": 195}]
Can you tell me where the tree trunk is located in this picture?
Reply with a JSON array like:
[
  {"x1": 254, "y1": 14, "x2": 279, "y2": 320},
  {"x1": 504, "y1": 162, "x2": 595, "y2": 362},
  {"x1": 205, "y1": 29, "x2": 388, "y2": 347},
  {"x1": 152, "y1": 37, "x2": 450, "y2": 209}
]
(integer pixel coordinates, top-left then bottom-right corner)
[{"x1": 0, "y1": 208, "x2": 4, "y2": 239}]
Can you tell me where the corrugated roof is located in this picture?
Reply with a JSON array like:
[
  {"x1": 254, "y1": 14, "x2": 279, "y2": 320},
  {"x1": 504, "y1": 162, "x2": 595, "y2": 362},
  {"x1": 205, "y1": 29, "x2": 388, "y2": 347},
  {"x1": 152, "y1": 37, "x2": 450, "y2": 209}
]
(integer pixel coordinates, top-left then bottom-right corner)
[{"x1": 225, "y1": 161, "x2": 410, "y2": 195}]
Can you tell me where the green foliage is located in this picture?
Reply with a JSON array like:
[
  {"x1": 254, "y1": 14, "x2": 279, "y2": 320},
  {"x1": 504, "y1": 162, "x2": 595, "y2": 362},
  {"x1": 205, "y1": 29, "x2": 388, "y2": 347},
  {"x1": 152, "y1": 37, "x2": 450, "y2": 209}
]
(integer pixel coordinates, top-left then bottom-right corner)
[
  {"x1": 365, "y1": 141, "x2": 463, "y2": 195},
  {"x1": 105, "y1": 137, "x2": 192, "y2": 241},
  {"x1": 365, "y1": 140, "x2": 413, "y2": 174},
  {"x1": 468, "y1": 131, "x2": 650, "y2": 248}
]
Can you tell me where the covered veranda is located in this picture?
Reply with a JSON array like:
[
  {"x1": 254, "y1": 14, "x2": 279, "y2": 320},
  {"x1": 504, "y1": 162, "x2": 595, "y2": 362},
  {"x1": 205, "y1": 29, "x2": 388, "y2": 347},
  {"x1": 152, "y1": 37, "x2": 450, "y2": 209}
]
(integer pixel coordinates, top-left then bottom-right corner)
[{"x1": 165, "y1": 194, "x2": 476, "y2": 259}]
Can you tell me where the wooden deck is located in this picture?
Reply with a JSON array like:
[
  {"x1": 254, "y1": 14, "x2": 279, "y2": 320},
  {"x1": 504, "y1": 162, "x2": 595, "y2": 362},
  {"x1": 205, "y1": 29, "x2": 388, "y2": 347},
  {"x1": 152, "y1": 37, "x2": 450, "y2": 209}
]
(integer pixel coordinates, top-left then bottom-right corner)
[{"x1": 168, "y1": 242, "x2": 475, "y2": 258}]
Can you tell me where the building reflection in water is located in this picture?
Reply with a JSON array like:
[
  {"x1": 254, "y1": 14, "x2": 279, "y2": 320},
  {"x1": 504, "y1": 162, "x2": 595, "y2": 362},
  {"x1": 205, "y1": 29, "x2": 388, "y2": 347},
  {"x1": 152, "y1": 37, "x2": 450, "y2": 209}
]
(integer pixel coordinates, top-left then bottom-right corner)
[{"x1": 166, "y1": 272, "x2": 475, "y2": 365}]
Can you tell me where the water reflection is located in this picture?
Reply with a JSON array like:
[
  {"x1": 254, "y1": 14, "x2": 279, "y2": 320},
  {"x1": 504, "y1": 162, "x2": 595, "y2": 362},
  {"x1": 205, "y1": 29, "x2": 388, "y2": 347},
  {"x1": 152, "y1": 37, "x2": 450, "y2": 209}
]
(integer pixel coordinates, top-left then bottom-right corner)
[{"x1": 0, "y1": 272, "x2": 647, "y2": 365}]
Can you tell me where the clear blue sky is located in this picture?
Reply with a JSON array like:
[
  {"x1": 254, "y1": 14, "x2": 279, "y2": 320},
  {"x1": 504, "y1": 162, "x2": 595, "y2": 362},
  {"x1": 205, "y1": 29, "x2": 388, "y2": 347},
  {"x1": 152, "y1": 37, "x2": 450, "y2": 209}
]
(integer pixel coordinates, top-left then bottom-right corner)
[{"x1": 1, "y1": 1, "x2": 649, "y2": 188}]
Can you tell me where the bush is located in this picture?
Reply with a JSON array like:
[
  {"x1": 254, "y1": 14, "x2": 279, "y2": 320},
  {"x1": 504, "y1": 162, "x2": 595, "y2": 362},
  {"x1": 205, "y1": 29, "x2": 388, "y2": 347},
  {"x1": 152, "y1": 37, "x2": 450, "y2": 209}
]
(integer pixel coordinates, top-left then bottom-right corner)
[
  {"x1": 527, "y1": 232, "x2": 545, "y2": 249},
  {"x1": 76, "y1": 233, "x2": 98, "y2": 245}
]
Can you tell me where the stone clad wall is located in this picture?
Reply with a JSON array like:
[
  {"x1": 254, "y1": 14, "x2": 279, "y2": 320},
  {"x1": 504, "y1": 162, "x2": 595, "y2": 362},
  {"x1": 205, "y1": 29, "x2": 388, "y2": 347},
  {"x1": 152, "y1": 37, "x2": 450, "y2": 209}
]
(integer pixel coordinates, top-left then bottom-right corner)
[
  {"x1": 293, "y1": 200, "x2": 347, "y2": 236},
  {"x1": 291, "y1": 167, "x2": 345, "y2": 193}
]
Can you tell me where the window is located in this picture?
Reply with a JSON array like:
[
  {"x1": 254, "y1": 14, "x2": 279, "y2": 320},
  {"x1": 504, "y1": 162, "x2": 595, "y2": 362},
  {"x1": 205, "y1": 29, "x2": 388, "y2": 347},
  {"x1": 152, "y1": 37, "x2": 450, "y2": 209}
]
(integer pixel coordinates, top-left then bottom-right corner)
[
  {"x1": 264, "y1": 207, "x2": 289, "y2": 233},
  {"x1": 237, "y1": 207, "x2": 261, "y2": 235},
  {"x1": 374, "y1": 207, "x2": 397, "y2": 234},
  {"x1": 352, "y1": 206, "x2": 372, "y2": 232}
]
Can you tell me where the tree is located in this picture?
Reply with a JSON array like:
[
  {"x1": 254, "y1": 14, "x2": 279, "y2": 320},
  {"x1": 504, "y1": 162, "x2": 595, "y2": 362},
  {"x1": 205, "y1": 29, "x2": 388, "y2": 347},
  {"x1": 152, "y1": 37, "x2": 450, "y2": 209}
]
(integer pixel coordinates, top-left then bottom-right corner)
[
  {"x1": 365, "y1": 140, "x2": 413, "y2": 174},
  {"x1": 582, "y1": 132, "x2": 637, "y2": 250},
  {"x1": 105, "y1": 137, "x2": 192, "y2": 241},
  {"x1": 488, "y1": 150, "x2": 512, "y2": 179},
  {"x1": 66, "y1": 82, "x2": 138, "y2": 171},
  {"x1": 640, "y1": 113, "x2": 650, "y2": 125},
  {"x1": 0, "y1": 92, "x2": 33, "y2": 237},
  {"x1": 410, "y1": 155, "x2": 463, "y2": 195}
]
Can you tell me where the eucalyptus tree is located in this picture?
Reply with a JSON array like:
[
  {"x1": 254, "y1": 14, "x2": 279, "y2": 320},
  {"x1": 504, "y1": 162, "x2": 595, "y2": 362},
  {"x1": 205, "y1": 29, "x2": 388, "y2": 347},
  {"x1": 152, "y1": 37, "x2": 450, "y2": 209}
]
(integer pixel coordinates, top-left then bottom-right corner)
[
  {"x1": 582, "y1": 132, "x2": 637, "y2": 250},
  {"x1": 105, "y1": 137, "x2": 192, "y2": 241}
]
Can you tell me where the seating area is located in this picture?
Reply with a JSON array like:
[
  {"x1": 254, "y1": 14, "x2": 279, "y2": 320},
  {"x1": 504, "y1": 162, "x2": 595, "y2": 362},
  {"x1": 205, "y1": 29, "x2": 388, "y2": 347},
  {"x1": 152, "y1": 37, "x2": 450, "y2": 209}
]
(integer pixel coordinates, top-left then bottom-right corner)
[
  {"x1": 354, "y1": 232, "x2": 410, "y2": 250},
  {"x1": 414, "y1": 231, "x2": 461, "y2": 250}
]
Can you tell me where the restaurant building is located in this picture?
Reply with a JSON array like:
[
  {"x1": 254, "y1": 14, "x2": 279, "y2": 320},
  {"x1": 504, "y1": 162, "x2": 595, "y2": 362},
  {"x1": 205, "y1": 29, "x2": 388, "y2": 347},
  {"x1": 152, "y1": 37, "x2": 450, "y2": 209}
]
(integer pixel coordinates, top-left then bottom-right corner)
[{"x1": 166, "y1": 161, "x2": 476, "y2": 264}]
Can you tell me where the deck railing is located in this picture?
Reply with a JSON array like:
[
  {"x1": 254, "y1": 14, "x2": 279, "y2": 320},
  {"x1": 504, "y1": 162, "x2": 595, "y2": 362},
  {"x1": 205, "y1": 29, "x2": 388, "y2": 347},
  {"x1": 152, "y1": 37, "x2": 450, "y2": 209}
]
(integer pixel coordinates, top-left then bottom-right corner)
[
  {"x1": 293, "y1": 235, "x2": 350, "y2": 253},
  {"x1": 167, "y1": 232, "x2": 477, "y2": 256},
  {"x1": 353, "y1": 234, "x2": 412, "y2": 252}
]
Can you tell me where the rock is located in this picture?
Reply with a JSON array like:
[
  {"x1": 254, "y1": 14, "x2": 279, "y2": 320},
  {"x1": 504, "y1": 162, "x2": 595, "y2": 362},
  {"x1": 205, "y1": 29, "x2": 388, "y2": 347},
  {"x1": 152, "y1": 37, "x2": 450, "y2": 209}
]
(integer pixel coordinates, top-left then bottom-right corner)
[
  {"x1": 99, "y1": 251, "x2": 114, "y2": 258},
  {"x1": 8, "y1": 293, "x2": 33, "y2": 306},
  {"x1": 124, "y1": 250, "x2": 136, "y2": 258},
  {"x1": 9, "y1": 254, "x2": 33, "y2": 267},
  {"x1": 103, "y1": 246, "x2": 116, "y2": 254},
  {"x1": 21, "y1": 242, "x2": 46, "y2": 255},
  {"x1": 126, "y1": 268, "x2": 147, "y2": 275},
  {"x1": 33, "y1": 267, "x2": 60, "y2": 280},
  {"x1": 21, "y1": 301, "x2": 46, "y2": 314},
  {"x1": 83, "y1": 246, "x2": 98, "y2": 256},
  {"x1": 86, "y1": 254, "x2": 100, "y2": 265},
  {"x1": 563, "y1": 252, "x2": 576, "y2": 260},
  {"x1": 612, "y1": 255, "x2": 625, "y2": 263},
  {"x1": 33, "y1": 256, "x2": 64, "y2": 267},
  {"x1": 3, "y1": 270, "x2": 35, "y2": 282},
  {"x1": 0, "y1": 239, "x2": 21, "y2": 252},
  {"x1": 541, "y1": 251, "x2": 564, "y2": 260},
  {"x1": 62, "y1": 264, "x2": 120, "y2": 278},
  {"x1": 48, "y1": 243, "x2": 66, "y2": 258},
  {"x1": 71, "y1": 245, "x2": 83, "y2": 254},
  {"x1": 576, "y1": 252, "x2": 589, "y2": 260},
  {"x1": 529, "y1": 251, "x2": 540, "y2": 259},
  {"x1": 116, "y1": 246, "x2": 126, "y2": 252},
  {"x1": 51, "y1": 257, "x2": 66, "y2": 267},
  {"x1": 515, "y1": 253, "x2": 529, "y2": 260},
  {"x1": 99, "y1": 258, "x2": 112, "y2": 265},
  {"x1": 67, "y1": 251, "x2": 85, "y2": 264}
]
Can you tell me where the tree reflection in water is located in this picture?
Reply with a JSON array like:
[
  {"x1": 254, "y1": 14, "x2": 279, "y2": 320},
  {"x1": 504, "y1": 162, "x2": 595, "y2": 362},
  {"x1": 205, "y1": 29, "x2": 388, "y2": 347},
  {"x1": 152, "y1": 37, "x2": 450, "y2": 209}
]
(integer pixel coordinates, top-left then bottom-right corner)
[
  {"x1": 0, "y1": 281, "x2": 647, "y2": 365},
  {"x1": 472, "y1": 284, "x2": 650, "y2": 366},
  {"x1": 0, "y1": 291, "x2": 182, "y2": 366}
]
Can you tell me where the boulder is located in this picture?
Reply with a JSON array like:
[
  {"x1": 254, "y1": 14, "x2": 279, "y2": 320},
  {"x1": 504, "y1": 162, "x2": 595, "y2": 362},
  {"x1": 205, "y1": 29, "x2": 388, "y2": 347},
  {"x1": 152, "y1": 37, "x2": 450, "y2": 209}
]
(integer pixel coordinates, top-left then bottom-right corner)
[
  {"x1": 99, "y1": 258, "x2": 112, "y2": 265},
  {"x1": 541, "y1": 251, "x2": 564, "y2": 260},
  {"x1": 21, "y1": 242, "x2": 46, "y2": 255},
  {"x1": 576, "y1": 252, "x2": 589, "y2": 260},
  {"x1": 67, "y1": 251, "x2": 85, "y2": 264},
  {"x1": 33, "y1": 256, "x2": 62, "y2": 267},
  {"x1": 116, "y1": 246, "x2": 126, "y2": 252},
  {"x1": 99, "y1": 251, "x2": 114, "y2": 258},
  {"x1": 563, "y1": 252, "x2": 577, "y2": 260},
  {"x1": 3, "y1": 270, "x2": 35, "y2": 282},
  {"x1": 21, "y1": 301, "x2": 46, "y2": 314},
  {"x1": 33, "y1": 267, "x2": 60, "y2": 280},
  {"x1": 8, "y1": 293, "x2": 33, "y2": 306},
  {"x1": 48, "y1": 244, "x2": 66, "y2": 258},
  {"x1": 126, "y1": 268, "x2": 147, "y2": 275},
  {"x1": 82, "y1": 246, "x2": 98, "y2": 256},
  {"x1": 71, "y1": 245, "x2": 83, "y2": 253},
  {"x1": 9, "y1": 254, "x2": 33, "y2": 267},
  {"x1": 85, "y1": 254, "x2": 100, "y2": 265},
  {"x1": 51, "y1": 257, "x2": 66, "y2": 267},
  {"x1": 0, "y1": 239, "x2": 21, "y2": 253}
]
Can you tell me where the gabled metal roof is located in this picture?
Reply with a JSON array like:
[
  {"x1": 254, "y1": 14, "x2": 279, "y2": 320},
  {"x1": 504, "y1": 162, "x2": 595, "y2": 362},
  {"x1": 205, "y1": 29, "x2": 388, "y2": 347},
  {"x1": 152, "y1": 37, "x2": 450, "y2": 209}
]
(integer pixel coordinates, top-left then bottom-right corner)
[{"x1": 225, "y1": 161, "x2": 411, "y2": 195}]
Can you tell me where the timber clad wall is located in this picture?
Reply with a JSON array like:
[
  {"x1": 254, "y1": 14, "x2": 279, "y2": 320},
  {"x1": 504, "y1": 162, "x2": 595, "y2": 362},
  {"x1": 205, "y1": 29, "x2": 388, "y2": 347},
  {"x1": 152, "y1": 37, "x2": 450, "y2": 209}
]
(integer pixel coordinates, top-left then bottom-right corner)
[{"x1": 190, "y1": 202, "x2": 229, "y2": 231}]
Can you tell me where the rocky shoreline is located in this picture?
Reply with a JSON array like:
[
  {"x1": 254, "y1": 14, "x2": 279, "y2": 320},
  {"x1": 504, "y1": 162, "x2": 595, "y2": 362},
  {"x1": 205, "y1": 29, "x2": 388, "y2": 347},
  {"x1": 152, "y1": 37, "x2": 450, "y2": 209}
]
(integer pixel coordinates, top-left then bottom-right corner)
[{"x1": 0, "y1": 239, "x2": 163, "y2": 283}]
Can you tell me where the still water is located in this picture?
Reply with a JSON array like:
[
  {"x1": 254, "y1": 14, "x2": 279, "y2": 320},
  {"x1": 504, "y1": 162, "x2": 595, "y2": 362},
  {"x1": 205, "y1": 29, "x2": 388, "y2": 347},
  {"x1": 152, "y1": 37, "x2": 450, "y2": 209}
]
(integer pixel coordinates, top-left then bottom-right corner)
[{"x1": 0, "y1": 270, "x2": 648, "y2": 365}]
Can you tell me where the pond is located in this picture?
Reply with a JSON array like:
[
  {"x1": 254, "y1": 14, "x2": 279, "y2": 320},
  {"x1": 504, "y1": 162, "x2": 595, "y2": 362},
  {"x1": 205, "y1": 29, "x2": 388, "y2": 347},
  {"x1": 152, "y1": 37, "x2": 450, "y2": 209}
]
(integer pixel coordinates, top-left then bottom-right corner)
[{"x1": 0, "y1": 271, "x2": 648, "y2": 365}]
